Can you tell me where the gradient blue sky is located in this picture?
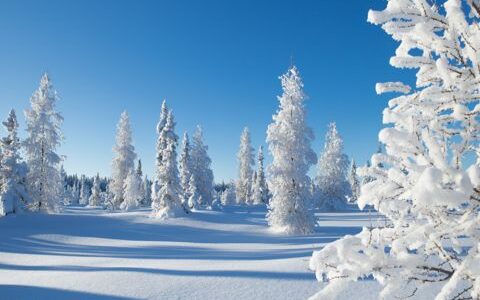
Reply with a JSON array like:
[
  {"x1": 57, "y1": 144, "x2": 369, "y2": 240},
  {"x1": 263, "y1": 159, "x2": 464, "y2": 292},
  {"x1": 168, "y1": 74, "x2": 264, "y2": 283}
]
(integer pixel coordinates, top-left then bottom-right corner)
[{"x1": 0, "y1": 0, "x2": 412, "y2": 181}]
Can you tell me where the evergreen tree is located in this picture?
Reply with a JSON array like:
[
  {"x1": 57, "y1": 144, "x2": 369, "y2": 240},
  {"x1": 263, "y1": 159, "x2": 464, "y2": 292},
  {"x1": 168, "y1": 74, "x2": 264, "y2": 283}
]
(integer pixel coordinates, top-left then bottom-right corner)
[
  {"x1": 0, "y1": 110, "x2": 29, "y2": 215},
  {"x1": 142, "y1": 175, "x2": 152, "y2": 206},
  {"x1": 136, "y1": 159, "x2": 143, "y2": 177},
  {"x1": 266, "y1": 66, "x2": 317, "y2": 235},
  {"x1": 24, "y1": 73, "x2": 64, "y2": 212},
  {"x1": 236, "y1": 127, "x2": 254, "y2": 204},
  {"x1": 111, "y1": 111, "x2": 137, "y2": 209},
  {"x1": 251, "y1": 146, "x2": 269, "y2": 205},
  {"x1": 179, "y1": 132, "x2": 193, "y2": 208},
  {"x1": 151, "y1": 110, "x2": 184, "y2": 217},
  {"x1": 121, "y1": 170, "x2": 142, "y2": 211},
  {"x1": 348, "y1": 159, "x2": 360, "y2": 203},
  {"x1": 310, "y1": 2, "x2": 480, "y2": 299},
  {"x1": 89, "y1": 173, "x2": 102, "y2": 206},
  {"x1": 190, "y1": 126, "x2": 214, "y2": 207},
  {"x1": 187, "y1": 175, "x2": 200, "y2": 210},
  {"x1": 316, "y1": 123, "x2": 351, "y2": 211},
  {"x1": 153, "y1": 99, "x2": 169, "y2": 196},
  {"x1": 79, "y1": 175, "x2": 90, "y2": 205}
]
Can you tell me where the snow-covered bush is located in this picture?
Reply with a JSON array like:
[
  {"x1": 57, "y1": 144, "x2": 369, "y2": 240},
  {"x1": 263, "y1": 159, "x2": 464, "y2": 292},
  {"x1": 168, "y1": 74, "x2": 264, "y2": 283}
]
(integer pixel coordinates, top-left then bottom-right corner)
[
  {"x1": 24, "y1": 73, "x2": 64, "y2": 212},
  {"x1": 266, "y1": 65, "x2": 317, "y2": 235},
  {"x1": 0, "y1": 110, "x2": 30, "y2": 215},
  {"x1": 236, "y1": 127, "x2": 254, "y2": 204},
  {"x1": 316, "y1": 123, "x2": 351, "y2": 211},
  {"x1": 221, "y1": 182, "x2": 237, "y2": 206},
  {"x1": 111, "y1": 111, "x2": 137, "y2": 209},
  {"x1": 310, "y1": 1, "x2": 480, "y2": 299}
]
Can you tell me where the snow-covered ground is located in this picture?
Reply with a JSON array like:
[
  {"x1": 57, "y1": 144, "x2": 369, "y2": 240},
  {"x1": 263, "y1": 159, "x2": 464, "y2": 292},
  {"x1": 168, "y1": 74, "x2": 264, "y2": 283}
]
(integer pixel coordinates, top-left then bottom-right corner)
[{"x1": 0, "y1": 206, "x2": 381, "y2": 299}]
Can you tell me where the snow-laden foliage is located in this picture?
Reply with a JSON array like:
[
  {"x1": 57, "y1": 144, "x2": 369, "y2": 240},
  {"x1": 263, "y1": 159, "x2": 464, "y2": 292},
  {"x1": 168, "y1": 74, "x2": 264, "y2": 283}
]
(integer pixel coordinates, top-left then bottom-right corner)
[
  {"x1": 236, "y1": 127, "x2": 255, "y2": 204},
  {"x1": 155, "y1": 100, "x2": 169, "y2": 170},
  {"x1": 187, "y1": 175, "x2": 200, "y2": 210},
  {"x1": 266, "y1": 66, "x2": 317, "y2": 235},
  {"x1": 24, "y1": 73, "x2": 63, "y2": 212},
  {"x1": 89, "y1": 174, "x2": 102, "y2": 207},
  {"x1": 348, "y1": 159, "x2": 360, "y2": 203},
  {"x1": 79, "y1": 176, "x2": 90, "y2": 206},
  {"x1": 151, "y1": 110, "x2": 185, "y2": 218},
  {"x1": 0, "y1": 110, "x2": 29, "y2": 215},
  {"x1": 179, "y1": 132, "x2": 193, "y2": 208},
  {"x1": 111, "y1": 111, "x2": 137, "y2": 209},
  {"x1": 221, "y1": 181, "x2": 237, "y2": 206},
  {"x1": 142, "y1": 175, "x2": 152, "y2": 206},
  {"x1": 135, "y1": 159, "x2": 146, "y2": 204},
  {"x1": 316, "y1": 123, "x2": 351, "y2": 211},
  {"x1": 190, "y1": 126, "x2": 214, "y2": 207},
  {"x1": 121, "y1": 170, "x2": 142, "y2": 211},
  {"x1": 310, "y1": 1, "x2": 480, "y2": 299},
  {"x1": 251, "y1": 146, "x2": 269, "y2": 205},
  {"x1": 375, "y1": 82, "x2": 411, "y2": 95}
]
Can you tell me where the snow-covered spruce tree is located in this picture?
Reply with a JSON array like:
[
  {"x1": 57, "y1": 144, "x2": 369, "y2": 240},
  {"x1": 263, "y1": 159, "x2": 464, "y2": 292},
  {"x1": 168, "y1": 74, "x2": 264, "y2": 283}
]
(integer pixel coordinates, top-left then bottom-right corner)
[
  {"x1": 24, "y1": 73, "x2": 64, "y2": 212},
  {"x1": 136, "y1": 159, "x2": 143, "y2": 177},
  {"x1": 152, "y1": 99, "x2": 169, "y2": 195},
  {"x1": 190, "y1": 126, "x2": 214, "y2": 207},
  {"x1": 316, "y1": 123, "x2": 351, "y2": 211},
  {"x1": 266, "y1": 66, "x2": 317, "y2": 235},
  {"x1": 179, "y1": 132, "x2": 193, "y2": 208},
  {"x1": 151, "y1": 110, "x2": 185, "y2": 218},
  {"x1": 79, "y1": 176, "x2": 90, "y2": 205},
  {"x1": 89, "y1": 173, "x2": 102, "y2": 207},
  {"x1": 110, "y1": 111, "x2": 137, "y2": 209},
  {"x1": 236, "y1": 127, "x2": 255, "y2": 204},
  {"x1": 0, "y1": 110, "x2": 30, "y2": 215},
  {"x1": 187, "y1": 175, "x2": 200, "y2": 210},
  {"x1": 121, "y1": 170, "x2": 142, "y2": 211},
  {"x1": 59, "y1": 165, "x2": 70, "y2": 205},
  {"x1": 348, "y1": 159, "x2": 360, "y2": 203},
  {"x1": 135, "y1": 159, "x2": 146, "y2": 203},
  {"x1": 221, "y1": 181, "x2": 237, "y2": 206},
  {"x1": 142, "y1": 175, "x2": 152, "y2": 206},
  {"x1": 310, "y1": 2, "x2": 480, "y2": 299},
  {"x1": 251, "y1": 146, "x2": 269, "y2": 205}
]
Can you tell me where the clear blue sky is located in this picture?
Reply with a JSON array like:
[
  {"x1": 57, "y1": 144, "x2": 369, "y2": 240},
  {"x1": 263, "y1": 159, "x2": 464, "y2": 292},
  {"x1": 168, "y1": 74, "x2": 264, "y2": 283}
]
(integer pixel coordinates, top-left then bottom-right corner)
[{"x1": 0, "y1": 0, "x2": 411, "y2": 181}]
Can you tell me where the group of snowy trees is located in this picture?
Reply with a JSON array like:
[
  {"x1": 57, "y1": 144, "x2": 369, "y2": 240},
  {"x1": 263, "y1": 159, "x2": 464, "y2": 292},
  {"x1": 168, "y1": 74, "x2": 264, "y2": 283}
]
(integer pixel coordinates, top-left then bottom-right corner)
[
  {"x1": 264, "y1": 66, "x2": 358, "y2": 234},
  {"x1": 109, "y1": 100, "x2": 214, "y2": 218},
  {"x1": 310, "y1": 1, "x2": 480, "y2": 299},
  {"x1": 0, "y1": 74, "x2": 64, "y2": 216},
  {"x1": 232, "y1": 127, "x2": 270, "y2": 205}
]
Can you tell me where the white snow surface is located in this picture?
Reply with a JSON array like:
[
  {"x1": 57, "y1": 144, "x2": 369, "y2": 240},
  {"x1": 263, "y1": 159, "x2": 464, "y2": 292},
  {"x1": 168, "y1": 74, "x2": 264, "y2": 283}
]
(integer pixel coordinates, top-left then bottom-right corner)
[{"x1": 0, "y1": 206, "x2": 381, "y2": 299}]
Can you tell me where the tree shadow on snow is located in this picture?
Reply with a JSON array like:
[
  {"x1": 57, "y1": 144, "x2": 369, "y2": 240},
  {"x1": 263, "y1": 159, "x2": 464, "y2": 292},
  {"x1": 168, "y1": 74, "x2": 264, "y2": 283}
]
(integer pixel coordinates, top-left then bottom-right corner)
[
  {"x1": 0, "y1": 206, "x2": 362, "y2": 261},
  {"x1": 0, "y1": 285, "x2": 131, "y2": 300},
  {"x1": 0, "y1": 264, "x2": 315, "y2": 281}
]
